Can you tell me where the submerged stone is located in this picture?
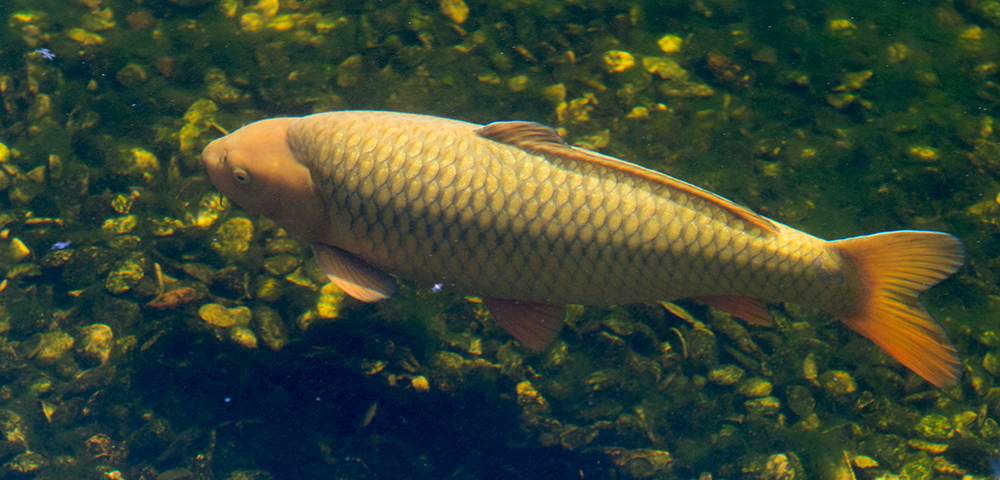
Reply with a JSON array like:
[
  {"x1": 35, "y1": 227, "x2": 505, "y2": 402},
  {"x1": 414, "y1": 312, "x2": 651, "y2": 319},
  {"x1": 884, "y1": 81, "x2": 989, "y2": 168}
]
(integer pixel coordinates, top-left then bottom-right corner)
[
  {"x1": 105, "y1": 253, "x2": 147, "y2": 294},
  {"x1": 35, "y1": 332, "x2": 74, "y2": 363},
  {"x1": 3, "y1": 451, "x2": 47, "y2": 474},
  {"x1": 198, "y1": 303, "x2": 251, "y2": 328},
  {"x1": 76, "y1": 324, "x2": 113, "y2": 365},
  {"x1": 737, "y1": 377, "x2": 773, "y2": 398},
  {"x1": 211, "y1": 217, "x2": 254, "y2": 258},
  {"x1": 229, "y1": 326, "x2": 258, "y2": 349},
  {"x1": 708, "y1": 364, "x2": 745, "y2": 386},
  {"x1": 255, "y1": 307, "x2": 288, "y2": 351},
  {"x1": 819, "y1": 370, "x2": 856, "y2": 395}
]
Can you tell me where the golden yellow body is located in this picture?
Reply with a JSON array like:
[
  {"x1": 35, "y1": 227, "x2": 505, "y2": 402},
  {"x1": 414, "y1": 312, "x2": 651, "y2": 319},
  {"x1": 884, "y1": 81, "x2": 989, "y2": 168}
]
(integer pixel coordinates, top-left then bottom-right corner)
[{"x1": 203, "y1": 111, "x2": 964, "y2": 388}]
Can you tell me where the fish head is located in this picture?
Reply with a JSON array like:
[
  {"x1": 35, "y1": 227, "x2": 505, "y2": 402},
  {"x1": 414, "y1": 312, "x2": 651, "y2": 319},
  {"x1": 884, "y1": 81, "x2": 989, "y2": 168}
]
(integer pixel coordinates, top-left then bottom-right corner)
[{"x1": 201, "y1": 117, "x2": 328, "y2": 240}]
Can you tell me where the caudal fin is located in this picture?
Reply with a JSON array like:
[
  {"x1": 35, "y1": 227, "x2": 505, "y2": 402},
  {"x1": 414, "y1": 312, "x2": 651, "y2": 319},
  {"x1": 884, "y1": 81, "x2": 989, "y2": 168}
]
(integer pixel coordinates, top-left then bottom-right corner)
[{"x1": 831, "y1": 230, "x2": 965, "y2": 389}]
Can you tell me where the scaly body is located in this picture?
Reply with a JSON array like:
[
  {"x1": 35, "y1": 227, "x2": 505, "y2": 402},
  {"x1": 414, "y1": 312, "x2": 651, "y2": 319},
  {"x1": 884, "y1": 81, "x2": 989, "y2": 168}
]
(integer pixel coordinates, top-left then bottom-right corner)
[
  {"x1": 291, "y1": 112, "x2": 852, "y2": 312},
  {"x1": 203, "y1": 111, "x2": 965, "y2": 388}
]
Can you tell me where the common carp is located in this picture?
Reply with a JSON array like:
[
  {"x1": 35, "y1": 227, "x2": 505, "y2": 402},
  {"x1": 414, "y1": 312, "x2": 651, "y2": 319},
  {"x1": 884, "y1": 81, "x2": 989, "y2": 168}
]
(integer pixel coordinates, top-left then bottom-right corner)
[{"x1": 201, "y1": 111, "x2": 965, "y2": 388}]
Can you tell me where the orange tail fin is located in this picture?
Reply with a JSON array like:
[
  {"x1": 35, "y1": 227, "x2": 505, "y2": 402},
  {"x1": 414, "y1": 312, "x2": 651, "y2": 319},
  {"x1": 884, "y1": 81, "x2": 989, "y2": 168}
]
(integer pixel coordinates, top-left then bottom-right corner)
[{"x1": 831, "y1": 230, "x2": 965, "y2": 389}]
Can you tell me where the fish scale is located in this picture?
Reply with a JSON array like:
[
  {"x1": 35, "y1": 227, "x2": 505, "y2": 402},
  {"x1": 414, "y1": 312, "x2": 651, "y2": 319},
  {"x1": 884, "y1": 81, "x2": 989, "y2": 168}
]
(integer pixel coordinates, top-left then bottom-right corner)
[
  {"x1": 203, "y1": 110, "x2": 964, "y2": 388},
  {"x1": 287, "y1": 111, "x2": 849, "y2": 309}
]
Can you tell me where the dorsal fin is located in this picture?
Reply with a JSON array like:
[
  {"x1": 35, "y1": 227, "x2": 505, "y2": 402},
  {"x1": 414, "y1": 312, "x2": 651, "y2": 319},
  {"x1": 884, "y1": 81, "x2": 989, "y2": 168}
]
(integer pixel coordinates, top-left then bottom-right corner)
[{"x1": 475, "y1": 121, "x2": 778, "y2": 235}]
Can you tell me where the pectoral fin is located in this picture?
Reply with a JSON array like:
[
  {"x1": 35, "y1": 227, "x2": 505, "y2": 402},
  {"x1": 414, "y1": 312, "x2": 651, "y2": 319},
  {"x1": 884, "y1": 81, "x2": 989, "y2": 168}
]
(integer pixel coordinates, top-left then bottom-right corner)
[
  {"x1": 312, "y1": 244, "x2": 397, "y2": 302},
  {"x1": 483, "y1": 297, "x2": 564, "y2": 351}
]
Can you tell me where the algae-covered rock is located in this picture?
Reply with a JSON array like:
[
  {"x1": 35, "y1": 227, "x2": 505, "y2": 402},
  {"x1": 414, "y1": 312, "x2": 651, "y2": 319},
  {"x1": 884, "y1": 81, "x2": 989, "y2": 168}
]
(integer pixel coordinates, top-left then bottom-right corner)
[
  {"x1": 914, "y1": 413, "x2": 954, "y2": 440},
  {"x1": 101, "y1": 215, "x2": 138, "y2": 235},
  {"x1": 211, "y1": 217, "x2": 254, "y2": 258},
  {"x1": 199, "y1": 303, "x2": 251, "y2": 328},
  {"x1": 599, "y1": 447, "x2": 672, "y2": 479},
  {"x1": 785, "y1": 385, "x2": 815, "y2": 417},
  {"x1": 819, "y1": 370, "x2": 856, "y2": 396},
  {"x1": 105, "y1": 252, "x2": 147, "y2": 294},
  {"x1": 0, "y1": 410, "x2": 27, "y2": 446},
  {"x1": 76, "y1": 324, "x2": 113, "y2": 366},
  {"x1": 317, "y1": 283, "x2": 345, "y2": 319},
  {"x1": 685, "y1": 328, "x2": 718, "y2": 368},
  {"x1": 255, "y1": 306, "x2": 288, "y2": 351},
  {"x1": 560, "y1": 425, "x2": 598, "y2": 450},
  {"x1": 900, "y1": 451, "x2": 933, "y2": 480},
  {"x1": 708, "y1": 364, "x2": 745, "y2": 386},
  {"x1": 187, "y1": 193, "x2": 227, "y2": 228},
  {"x1": 3, "y1": 451, "x2": 47, "y2": 475},
  {"x1": 229, "y1": 326, "x2": 258, "y2": 349},
  {"x1": 34, "y1": 331, "x2": 74, "y2": 363},
  {"x1": 744, "y1": 396, "x2": 781, "y2": 416},
  {"x1": 760, "y1": 452, "x2": 801, "y2": 480},
  {"x1": 737, "y1": 377, "x2": 773, "y2": 398}
]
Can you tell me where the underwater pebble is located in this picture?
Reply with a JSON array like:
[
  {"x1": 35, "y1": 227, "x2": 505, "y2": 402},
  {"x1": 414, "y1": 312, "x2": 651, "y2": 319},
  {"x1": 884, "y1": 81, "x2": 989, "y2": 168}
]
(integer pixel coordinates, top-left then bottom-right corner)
[
  {"x1": 105, "y1": 253, "x2": 146, "y2": 294},
  {"x1": 907, "y1": 438, "x2": 948, "y2": 454},
  {"x1": 211, "y1": 217, "x2": 254, "y2": 258},
  {"x1": 255, "y1": 306, "x2": 288, "y2": 351},
  {"x1": 187, "y1": 193, "x2": 226, "y2": 228},
  {"x1": 737, "y1": 377, "x2": 773, "y2": 398},
  {"x1": 229, "y1": 326, "x2": 258, "y2": 349},
  {"x1": 317, "y1": 283, "x2": 345, "y2": 319},
  {"x1": 658, "y1": 34, "x2": 683, "y2": 53},
  {"x1": 34, "y1": 331, "x2": 74, "y2": 363},
  {"x1": 254, "y1": 276, "x2": 282, "y2": 303},
  {"x1": 9, "y1": 238, "x2": 30, "y2": 262},
  {"x1": 785, "y1": 385, "x2": 815, "y2": 417},
  {"x1": 440, "y1": 0, "x2": 468, "y2": 23},
  {"x1": 102, "y1": 215, "x2": 138, "y2": 235},
  {"x1": 76, "y1": 324, "x2": 113, "y2": 365},
  {"x1": 901, "y1": 452, "x2": 933, "y2": 480},
  {"x1": 146, "y1": 287, "x2": 197, "y2": 310},
  {"x1": 802, "y1": 352, "x2": 818, "y2": 381},
  {"x1": 708, "y1": 364, "x2": 745, "y2": 386},
  {"x1": 3, "y1": 451, "x2": 47, "y2": 475},
  {"x1": 853, "y1": 455, "x2": 878, "y2": 468},
  {"x1": 560, "y1": 425, "x2": 598, "y2": 450},
  {"x1": 819, "y1": 370, "x2": 856, "y2": 395},
  {"x1": 410, "y1": 376, "x2": 430, "y2": 392},
  {"x1": 744, "y1": 396, "x2": 781, "y2": 416},
  {"x1": 198, "y1": 303, "x2": 251, "y2": 328},
  {"x1": 603, "y1": 50, "x2": 635, "y2": 72},
  {"x1": 914, "y1": 414, "x2": 954, "y2": 440},
  {"x1": 263, "y1": 237, "x2": 303, "y2": 256},
  {"x1": 761, "y1": 452, "x2": 799, "y2": 480},
  {"x1": 983, "y1": 352, "x2": 1000, "y2": 375},
  {"x1": 262, "y1": 254, "x2": 301, "y2": 276},
  {"x1": 601, "y1": 448, "x2": 673, "y2": 479}
]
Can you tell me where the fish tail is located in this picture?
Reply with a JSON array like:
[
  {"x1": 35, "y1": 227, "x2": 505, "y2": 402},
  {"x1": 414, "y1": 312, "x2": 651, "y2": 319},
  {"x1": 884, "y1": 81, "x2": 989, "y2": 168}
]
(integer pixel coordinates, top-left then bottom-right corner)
[{"x1": 831, "y1": 230, "x2": 965, "y2": 389}]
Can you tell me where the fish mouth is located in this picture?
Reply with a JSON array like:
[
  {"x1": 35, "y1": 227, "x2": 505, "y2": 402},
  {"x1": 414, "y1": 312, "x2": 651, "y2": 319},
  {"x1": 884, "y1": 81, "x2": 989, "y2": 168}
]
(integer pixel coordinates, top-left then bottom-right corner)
[{"x1": 201, "y1": 139, "x2": 229, "y2": 187}]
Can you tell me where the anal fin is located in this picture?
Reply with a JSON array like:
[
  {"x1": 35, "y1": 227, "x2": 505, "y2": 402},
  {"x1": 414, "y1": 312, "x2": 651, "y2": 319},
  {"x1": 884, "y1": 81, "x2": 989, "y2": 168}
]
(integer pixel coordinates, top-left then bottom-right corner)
[
  {"x1": 312, "y1": 244, "x2": 396, "y2": 302},
  {"x1": 694, "y1": 295, "x2": 773, "y2": 327},
  {"x1": 483, "y1": 297, "x2": 564, "y2": 351}
]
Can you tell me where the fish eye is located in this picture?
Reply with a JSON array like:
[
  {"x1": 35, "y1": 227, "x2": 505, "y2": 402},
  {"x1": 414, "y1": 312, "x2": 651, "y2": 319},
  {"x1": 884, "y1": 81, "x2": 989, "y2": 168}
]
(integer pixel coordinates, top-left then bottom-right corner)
[{"x1": 232, "y1": 168, "x2": 252, "y2": 184}]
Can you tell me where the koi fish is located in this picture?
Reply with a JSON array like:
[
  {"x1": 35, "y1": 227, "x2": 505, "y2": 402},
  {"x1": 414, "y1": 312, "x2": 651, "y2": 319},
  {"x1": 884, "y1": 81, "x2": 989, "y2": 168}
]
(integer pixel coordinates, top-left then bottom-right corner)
[{"x1": 201, "y1": 111, "x2": 965, "y2": 388}]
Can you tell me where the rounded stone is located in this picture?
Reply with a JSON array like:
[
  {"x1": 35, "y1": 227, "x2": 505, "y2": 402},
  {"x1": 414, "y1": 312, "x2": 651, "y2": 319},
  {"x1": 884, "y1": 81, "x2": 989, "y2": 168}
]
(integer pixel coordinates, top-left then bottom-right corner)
[
  {"x1": 819, "y1": 370, "x2": 857, "y2": 395},
  {"x1": 198, "y1": 303, "x2": 251, "y2": 328},
  {"x1": 737, "y1": 377, "x2": 773, "y2": 398},
  {"x1": 708, "y1": 364, "x2": 745, "y2": 386}
]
